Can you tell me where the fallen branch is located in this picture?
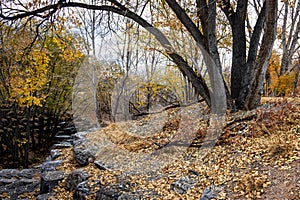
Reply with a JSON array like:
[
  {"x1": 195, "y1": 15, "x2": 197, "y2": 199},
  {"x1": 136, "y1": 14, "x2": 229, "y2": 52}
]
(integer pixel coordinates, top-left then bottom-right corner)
[{"x1": 132, "y1": 99, "x2": 205, "y2": 118}]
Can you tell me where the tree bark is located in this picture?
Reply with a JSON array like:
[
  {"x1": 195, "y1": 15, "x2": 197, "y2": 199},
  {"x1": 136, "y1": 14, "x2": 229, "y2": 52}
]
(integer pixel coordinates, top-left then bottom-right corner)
[
  {"x1": 245, "y1": 0, "x2": 278, "y2": 109},
  {"x1": 230, "y1": 0, "x2": 248, "y2": 106},
  {"x1": 167, "y1": 0, "x2": 231, "y2": 109},
  {"x1": 237, "y1": 1, "x2": 267, "y2": 108},
  {"x1": 280, "y1": 1, "x2": 300, "y2": 75}
]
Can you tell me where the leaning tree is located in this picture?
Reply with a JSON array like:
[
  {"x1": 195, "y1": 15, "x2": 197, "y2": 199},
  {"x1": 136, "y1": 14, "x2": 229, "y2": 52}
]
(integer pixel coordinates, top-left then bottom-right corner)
[{"x1": 0, "y1": 0, "x2": 278, "y2": 111}]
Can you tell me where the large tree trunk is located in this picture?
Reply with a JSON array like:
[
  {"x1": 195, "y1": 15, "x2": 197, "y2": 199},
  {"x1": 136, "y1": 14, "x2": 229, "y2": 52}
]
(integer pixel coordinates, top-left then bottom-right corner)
[
  {"x1": 220, "y1": 0, "x2": 248, "y2": 109},
  {"x1": 167, "y1": 0, "x2": 231, "y2": 109},
  {"x1": 236, "y1": 1, "x2": 267, "y2": 109},
  {"x1": 244, "y1": 0, "x2": 278, "y2": 110},
  {"x1": 230, "y1": 2, "x2": 247, "y2": 107}
]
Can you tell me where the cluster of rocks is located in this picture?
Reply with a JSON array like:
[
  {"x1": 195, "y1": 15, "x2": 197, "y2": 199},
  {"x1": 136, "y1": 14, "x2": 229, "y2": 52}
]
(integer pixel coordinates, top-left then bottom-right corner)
[
  {"x1": 0, "y1": 168, "x2": 40, "y2": 199},
  {"x1": 0, "y1": 125, "x2": 222, "y2": 199},
  {"x1": 0, "y1": 123, "x2": 77, "y2": 199}
]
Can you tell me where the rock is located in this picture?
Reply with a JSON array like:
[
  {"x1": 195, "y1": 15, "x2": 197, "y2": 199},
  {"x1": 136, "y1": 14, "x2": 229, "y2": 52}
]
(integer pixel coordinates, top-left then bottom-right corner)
[
  {"x1": 0, "y1": 178, "x2": 17, "y2": 186},
  {"x1": 66, "y1": 169, "x2": 89, "y2": 191},
  {"x1": 73, "y1": 138, "x2": 88, "y2": 147},
  {"x1": 0, "y1": 169, "x2": 19, "y2": 178},
  {"x1": 0, "y1": 169, "x2": 40, "y2": 196},
  {"x1": 74, "y1": 148, "x2": 95, "y2": 166},
  {"x1": 12, "y1": 178, "x2": 40, "y2": 195},
  {"x1": 56, "y1": 130, "x2": 66, "y2": 135},
  {"x1": 170, "y1": 176, "x2": 197, "y2": 194},
  {"x1": 64, "y1": 126, "x2": 76, "y2": 134},
  {"x1": 73, "y1": 132, "x2": 88, "y2": 140},
  {"x1": 0, "y1": 178, "x2": 16, "y2": 193},
  {"x1": 50, "y1": 149, "x2": 62, "y2": 160},
  {"x1": 52, "y1": 142, "x2": 73, "y2": 149},
  {"x1": 95, "y1": 182, "x2": 134, "y2": 200},
  {"x1": 94, "y1": 160, "x2": 112, "y2": 170},
  {"x1": 200, "y1": 185, "x2": 223, "y2": 200},
  {"x1": 19, "y1": 178, "x2": 39, "y2": 187},
  {"x1": 36, "y1": 193, "x2": 53, "y2": 200},
  {"x1": 40, "y1": 171, "x2": 65, "y2": 194},
  {"x1": 42, "y1": 160, "x2": 63, "y2": 172},
  {"x1": 96, "y1": 187, "x2": 141, "y2": 200},
  {"x1": 118, "y1": 193, "x2": 142, "y2": 200},
  {"x1": 73, "y1": 181, "x2": 90, "y2": 200},
  {"x1": 96, "y1": 185, "x2": 121, "y2": 200},
  {"x1": 18, "y1": 168, "x2": 41, "y2": 178},
  {"x1": 54, "y1": 135, "x2": 73, "y2": 140}
]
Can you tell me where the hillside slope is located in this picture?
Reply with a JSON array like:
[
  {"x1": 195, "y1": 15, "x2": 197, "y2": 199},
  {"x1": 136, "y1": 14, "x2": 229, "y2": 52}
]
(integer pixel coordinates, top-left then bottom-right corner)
[{"x1": 22, "y1": 98, "x2": 300, "y2": 199}]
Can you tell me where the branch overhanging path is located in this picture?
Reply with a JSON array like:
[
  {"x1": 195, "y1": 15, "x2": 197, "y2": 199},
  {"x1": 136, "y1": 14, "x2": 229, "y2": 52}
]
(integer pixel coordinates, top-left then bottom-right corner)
[{"x1": 0, "y1": 1, "x2": 214, "y2": 107}]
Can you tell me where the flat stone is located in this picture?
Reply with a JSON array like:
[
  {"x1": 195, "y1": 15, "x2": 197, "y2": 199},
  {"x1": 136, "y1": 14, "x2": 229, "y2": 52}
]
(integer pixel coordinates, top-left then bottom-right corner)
[
  {"x1": 42, "y1": 160, "x2": 63, "y2": 172},
  {"x1": 56, "y1": 130, "x2": 66, "y2": 135},
  {"x1": 52, "y1": 142, "x2": 72, "y2": 149},
  {"x1": 3, "y1": 179, "x2": 21, "y2": 190},
  {"x1": 40, "y1": 171, "x2": 65, "y2": 194},
  {"x1": 19, "y1": 178, "x2": 39, "y2": 185},
  {"x1": 0, "y1": 178, "x2": 17, "y2": 186},
  {"x1": 64, "y1": 126, "x2": 76, "y2": 134},
  {"x1": 118, "y1": 193, "x2": 142, "y2": 200},
  {"x1": 16, "y1": 179, "x2": 40, "y2": 193},
  {"x1": 0, "y1": 169, "x2": 19, "y2": 178},
  {"x1": 18, "y1": 168, "x2": 41, "y2": 178},
  {"x1": 36, "y1": 193, "x2": 53, "y2": 200},
  {"x1": 54, "y1": 135, "x2": 73, "y2": 140},
  {"x1": 95, "y1": 181, "x2": 135, "y2": 200}
]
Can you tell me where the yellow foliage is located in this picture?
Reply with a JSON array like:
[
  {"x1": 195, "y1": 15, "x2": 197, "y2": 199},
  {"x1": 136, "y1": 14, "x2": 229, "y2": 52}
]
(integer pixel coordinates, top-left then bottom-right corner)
[
  {"x1": 9, "y1": 49, "x2": 49, "y2": 107},
  {"x1": 1, "y1": 22, "x2": 83, "y2": 107},
  {"x1": 268, "y1": 51, "x2": 297, "y2": 96},
  {"x1": 275, "y1": 72, "x2": 296, "y2": 96}
]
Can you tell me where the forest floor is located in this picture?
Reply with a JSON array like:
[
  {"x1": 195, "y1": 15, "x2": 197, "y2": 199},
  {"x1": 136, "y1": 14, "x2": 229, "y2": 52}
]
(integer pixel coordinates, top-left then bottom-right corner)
[{"x1": 28, "y1": 97, "x2": 300, "y2": 199}]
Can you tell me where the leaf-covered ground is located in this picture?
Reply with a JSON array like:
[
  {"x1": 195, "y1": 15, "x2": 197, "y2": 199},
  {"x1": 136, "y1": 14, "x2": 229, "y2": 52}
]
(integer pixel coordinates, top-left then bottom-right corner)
[{"x1": 29, "y1": 98, "x2": 300, "y2": 199}]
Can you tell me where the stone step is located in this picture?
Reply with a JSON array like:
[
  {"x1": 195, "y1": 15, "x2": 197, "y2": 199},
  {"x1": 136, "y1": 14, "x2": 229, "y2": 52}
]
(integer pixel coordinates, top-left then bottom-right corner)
[
  {"x1": 54, "y1": 135, "x2": 73, "y2": 140},
  {"x1": 52, "y1": 142, "x2": 73, "y2": 149}
]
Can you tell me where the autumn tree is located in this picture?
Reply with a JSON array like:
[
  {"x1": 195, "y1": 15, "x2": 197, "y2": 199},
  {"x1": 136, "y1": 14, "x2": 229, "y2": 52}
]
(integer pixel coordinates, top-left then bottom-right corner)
[
  {"x1": 271, "y1": 0, "x2": 300, "y2": 97},
  {"x1": 279, "y1": 0, "x2": 300, "y2": 75},
  {"x1": 0, "y1": 21, "x2": 83, "y2": 167},
  {"x1": 266, "y1": 50, "x2": 300, "y2": 97},
  {"x1": 0, "y1": 0, "x2": 278, "y2": 111}
]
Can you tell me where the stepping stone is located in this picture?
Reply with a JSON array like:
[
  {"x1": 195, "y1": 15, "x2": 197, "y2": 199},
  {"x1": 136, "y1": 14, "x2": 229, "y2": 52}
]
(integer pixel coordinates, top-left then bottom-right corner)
[
  {"x1": 18, "y1": 168, "x2": 41, "y2": 179},
  {"x1": 54, "y1": 135, "x2": 73, "y2": 140},
  {"x1": 0, "y1": 169, "x2": 19, "y2": 178},
  {"x1": 40, "y1": 171, "x2": 65, "y2": 194},
  {"x1": 36, "y1": 193, "x2": 53, "y2": 200},
  {"x1": 42, "y1": 160, "x2": 63, "y2": 172},
  {"x1": 52, "y1": 142, "x2": 72, "y2": 149},
  {"x1": 50, "y1": 149, "x2": 62, "y2": 160}
]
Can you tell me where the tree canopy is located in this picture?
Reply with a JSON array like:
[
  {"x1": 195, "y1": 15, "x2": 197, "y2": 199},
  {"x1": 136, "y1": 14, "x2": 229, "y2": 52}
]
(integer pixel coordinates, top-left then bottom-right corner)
[{"x1": 0, "y1": 0, "x2": 278, "y2": 112}]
